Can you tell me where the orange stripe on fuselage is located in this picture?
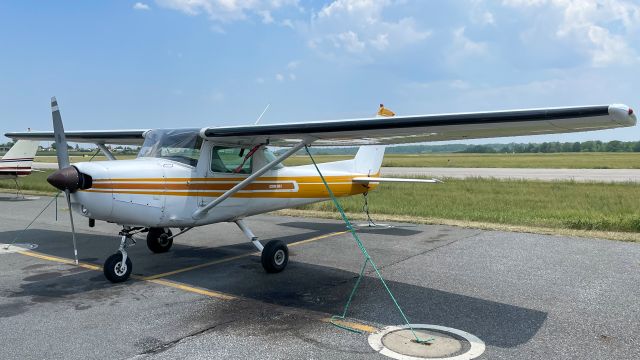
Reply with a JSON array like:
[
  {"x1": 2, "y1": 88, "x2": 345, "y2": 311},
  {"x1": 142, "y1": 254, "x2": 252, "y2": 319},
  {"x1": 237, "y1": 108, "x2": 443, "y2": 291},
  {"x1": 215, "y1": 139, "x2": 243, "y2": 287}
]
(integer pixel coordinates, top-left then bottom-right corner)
[
  {"x1": 83, "y1": 175, "x2": 378, "y2": 199},
  {"x1": 91, "y1": 174, "x2": 378, "y2": 183}
]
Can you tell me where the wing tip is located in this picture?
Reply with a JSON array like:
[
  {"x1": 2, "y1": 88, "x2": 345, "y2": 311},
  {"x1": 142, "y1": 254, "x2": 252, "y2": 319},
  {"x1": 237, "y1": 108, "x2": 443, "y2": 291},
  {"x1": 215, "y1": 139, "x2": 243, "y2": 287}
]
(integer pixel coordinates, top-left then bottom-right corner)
[{"x1": 608, "y1": 104, "x2": 637, "y2": 126}]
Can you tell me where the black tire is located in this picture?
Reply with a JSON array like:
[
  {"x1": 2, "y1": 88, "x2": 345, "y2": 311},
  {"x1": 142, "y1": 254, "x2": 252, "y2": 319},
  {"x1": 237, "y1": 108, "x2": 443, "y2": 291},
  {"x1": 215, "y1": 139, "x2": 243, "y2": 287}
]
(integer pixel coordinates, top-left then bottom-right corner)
[
  {"x1": 104, "y1": 253, "x2": 132, "y2": 283},
  {"x1": 147, "y1": 228, "x2": 173, "y2": 253},
  {"x1": 261, "y1": 240, "x2": 288, "y2": 273}
]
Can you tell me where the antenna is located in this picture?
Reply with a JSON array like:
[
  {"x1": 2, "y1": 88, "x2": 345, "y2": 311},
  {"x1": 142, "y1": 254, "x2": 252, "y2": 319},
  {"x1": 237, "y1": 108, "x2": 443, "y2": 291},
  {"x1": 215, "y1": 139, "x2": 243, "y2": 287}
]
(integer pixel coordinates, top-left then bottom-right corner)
[{"x1": 255, "y1": 104, "x2": 270, "y2": 125}]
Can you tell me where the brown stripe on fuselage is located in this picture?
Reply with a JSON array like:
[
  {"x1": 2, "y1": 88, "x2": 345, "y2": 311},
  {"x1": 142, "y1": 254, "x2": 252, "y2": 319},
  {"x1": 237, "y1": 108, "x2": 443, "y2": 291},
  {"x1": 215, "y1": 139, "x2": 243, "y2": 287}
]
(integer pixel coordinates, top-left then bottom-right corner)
[{"x1": 92, "y1": 182, "x2": 296, "y2": 191}]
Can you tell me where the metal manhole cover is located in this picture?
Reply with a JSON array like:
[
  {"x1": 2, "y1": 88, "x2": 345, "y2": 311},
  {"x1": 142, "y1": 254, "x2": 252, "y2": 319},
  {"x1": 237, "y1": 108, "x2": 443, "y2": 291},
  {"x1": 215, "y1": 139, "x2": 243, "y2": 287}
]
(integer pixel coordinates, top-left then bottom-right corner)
[{"x1": 369, "y1": 324, "x2": 485, "y2": 360}]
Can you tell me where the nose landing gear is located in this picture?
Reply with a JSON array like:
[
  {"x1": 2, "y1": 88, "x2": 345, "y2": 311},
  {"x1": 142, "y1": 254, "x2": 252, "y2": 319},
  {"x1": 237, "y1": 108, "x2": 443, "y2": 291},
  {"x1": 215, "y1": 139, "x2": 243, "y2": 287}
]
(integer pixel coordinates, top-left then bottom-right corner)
[{"x1": 103, "y1": 227, "x2": 139, "y2": 283}]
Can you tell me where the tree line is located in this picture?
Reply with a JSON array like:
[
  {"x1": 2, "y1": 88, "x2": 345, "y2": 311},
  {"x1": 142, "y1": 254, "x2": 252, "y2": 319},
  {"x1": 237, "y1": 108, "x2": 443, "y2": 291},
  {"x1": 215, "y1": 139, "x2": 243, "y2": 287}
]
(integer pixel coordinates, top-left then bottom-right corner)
[{"x1": 460, "y1": 141, "x2": 640, "y2": 153}]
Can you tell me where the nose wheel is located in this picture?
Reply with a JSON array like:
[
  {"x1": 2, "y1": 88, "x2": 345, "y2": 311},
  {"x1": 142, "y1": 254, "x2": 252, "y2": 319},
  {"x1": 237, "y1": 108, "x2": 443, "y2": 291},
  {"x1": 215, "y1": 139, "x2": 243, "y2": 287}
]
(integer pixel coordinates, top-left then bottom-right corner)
[
  {"x1": 104, "y1": 253, "x2": 132, "y2": 283},
  {"x1": 104, "y1": 227, "x2": 138, "y2": 283}
]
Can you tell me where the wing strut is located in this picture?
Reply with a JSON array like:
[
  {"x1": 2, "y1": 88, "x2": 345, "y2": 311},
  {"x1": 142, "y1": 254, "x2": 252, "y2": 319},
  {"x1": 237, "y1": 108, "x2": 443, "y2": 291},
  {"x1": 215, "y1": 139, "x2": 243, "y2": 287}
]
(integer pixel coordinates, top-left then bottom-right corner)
[
  {"x1": 96, "y1": 143, "x2": 116, "y2": 161},
  {"x1": 191, "y1": 139, "x2": 311, "y2": 220}
]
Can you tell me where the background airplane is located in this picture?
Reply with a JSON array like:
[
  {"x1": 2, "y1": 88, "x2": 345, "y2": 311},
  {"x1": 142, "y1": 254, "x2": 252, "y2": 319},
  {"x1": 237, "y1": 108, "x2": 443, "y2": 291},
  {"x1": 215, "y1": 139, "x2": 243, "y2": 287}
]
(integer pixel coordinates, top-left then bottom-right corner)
[{"x1": 0, "y1": 140, "x2": 39, "y2": 179}]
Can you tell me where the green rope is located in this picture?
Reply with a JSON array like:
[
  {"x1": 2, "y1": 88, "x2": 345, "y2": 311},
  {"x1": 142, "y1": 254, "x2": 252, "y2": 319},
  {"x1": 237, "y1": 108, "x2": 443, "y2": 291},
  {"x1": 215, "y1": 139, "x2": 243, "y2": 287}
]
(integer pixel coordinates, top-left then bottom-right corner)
[{"x1": 304, "y1": 146, "x2": 432, "y2": 344}]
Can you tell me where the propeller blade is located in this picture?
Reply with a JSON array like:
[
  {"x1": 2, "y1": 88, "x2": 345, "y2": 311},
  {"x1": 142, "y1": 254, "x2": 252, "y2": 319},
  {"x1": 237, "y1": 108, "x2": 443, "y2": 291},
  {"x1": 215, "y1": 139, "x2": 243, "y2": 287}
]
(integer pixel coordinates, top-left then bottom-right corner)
[
  {"x1": 51, "y1": 97, "x2": 70, "y2": 169},
  {"x1": 65, "y1": 190, "x2": 79, "y2": 265}
]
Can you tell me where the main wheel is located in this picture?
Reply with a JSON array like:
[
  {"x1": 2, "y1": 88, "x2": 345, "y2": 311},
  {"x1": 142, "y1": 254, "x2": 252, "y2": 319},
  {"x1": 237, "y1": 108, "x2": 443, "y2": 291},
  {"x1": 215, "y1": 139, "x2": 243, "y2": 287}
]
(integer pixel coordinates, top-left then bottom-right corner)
[
  {"x1": 261, "y1": 240, "x2": 288, "y2": 273},
  {"x1": 104, "y1": 253, "x2": 132, "y2": 283},
  {"x1": 147, "y1": 228, "x2": 173, "y2": 253}
]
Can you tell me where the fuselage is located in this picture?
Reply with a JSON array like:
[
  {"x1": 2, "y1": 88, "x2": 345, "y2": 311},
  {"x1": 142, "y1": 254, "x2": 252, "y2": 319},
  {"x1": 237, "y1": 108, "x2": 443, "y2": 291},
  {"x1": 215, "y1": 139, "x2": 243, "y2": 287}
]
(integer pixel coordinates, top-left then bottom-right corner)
[
  {"x1": 0, "y1": 157, "x2": 34, "y2": 179},
  {"x1": 70, "y1": 138, "x2": 377, "y2": 228}
]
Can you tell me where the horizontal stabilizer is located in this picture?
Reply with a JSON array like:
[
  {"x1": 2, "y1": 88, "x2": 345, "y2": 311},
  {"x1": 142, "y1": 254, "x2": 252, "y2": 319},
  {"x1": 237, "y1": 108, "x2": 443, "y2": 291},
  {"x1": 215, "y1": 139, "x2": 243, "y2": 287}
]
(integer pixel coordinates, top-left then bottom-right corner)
[{"x1": 352, "y1": 177, "x2": 442, "y2": 184}]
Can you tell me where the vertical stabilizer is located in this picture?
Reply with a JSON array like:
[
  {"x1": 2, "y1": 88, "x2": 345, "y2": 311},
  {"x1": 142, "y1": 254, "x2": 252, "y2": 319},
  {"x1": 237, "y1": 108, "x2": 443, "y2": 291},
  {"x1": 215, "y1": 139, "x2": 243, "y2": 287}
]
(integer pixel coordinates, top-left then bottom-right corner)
[
  {"x1": 0, "y1": 140, "x2": 39, "y2": 176},
  {"x1": 2, "y1": 140, "x2": 39, "y2": 161},
  {"x1": 354, "y1": 145, "x2": 385, "y2": 175}
]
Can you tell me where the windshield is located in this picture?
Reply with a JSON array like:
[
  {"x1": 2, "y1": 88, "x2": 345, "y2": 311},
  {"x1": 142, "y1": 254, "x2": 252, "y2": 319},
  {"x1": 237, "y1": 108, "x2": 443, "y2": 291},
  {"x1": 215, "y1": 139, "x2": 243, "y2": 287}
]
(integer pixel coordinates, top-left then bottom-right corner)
[{"x1": 138, "y1": 129, "x2": 203, "y2": 167}]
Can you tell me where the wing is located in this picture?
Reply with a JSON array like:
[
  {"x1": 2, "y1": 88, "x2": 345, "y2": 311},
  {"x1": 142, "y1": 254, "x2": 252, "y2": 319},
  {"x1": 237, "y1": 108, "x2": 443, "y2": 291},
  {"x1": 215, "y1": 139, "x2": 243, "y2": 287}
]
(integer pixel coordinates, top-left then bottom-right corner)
[
  {"x1": 4, "y1": 130, "x2": 148, "y2": 145},
  {"x1": 200, "y1": 104, "x2": 636, "y2": 146}
]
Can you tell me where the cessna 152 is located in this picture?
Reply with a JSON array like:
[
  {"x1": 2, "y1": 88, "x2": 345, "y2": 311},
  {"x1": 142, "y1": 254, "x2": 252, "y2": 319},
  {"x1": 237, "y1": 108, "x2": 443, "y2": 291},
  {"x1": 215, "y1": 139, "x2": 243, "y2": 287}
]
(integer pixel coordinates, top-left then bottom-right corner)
[{"x1": 5, "y1": 98, "x2": 636, "y2": 283}]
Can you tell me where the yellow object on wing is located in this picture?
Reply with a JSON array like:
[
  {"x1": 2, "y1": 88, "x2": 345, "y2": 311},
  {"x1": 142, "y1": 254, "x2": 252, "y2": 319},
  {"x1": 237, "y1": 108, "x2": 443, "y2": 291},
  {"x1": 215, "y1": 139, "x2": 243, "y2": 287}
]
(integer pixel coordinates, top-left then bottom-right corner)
[{"x1": 377, "y1": 104, "x2": 395, "y2": 117}]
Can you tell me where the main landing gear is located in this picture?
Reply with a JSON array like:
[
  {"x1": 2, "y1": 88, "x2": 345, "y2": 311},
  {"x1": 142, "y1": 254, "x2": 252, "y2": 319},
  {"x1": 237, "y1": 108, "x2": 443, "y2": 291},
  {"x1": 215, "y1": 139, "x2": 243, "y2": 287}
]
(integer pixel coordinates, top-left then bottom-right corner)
[
  {"x1": 235, "y1": 219, "x2": 289, "y2": 273},
  {"x1": 146, "y1": 228, "x2": 173, "y2": 253}
]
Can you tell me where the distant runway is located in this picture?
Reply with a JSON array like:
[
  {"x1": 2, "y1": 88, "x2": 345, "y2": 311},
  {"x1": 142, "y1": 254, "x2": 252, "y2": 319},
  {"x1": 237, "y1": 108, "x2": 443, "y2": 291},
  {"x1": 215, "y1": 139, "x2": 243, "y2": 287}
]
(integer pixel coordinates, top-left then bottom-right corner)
[
  {"x1": 34, "y1": 162, "x2": 640, "y2": 182},
  {"x1": 381, "y1": 167, "x2": 640, "y2": 182}
]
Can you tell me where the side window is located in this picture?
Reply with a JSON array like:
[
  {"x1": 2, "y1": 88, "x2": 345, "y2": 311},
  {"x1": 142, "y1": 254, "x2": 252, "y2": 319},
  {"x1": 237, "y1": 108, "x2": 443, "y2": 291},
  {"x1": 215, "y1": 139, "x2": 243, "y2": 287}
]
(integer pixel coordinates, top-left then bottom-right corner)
[{"x1": 211, "y1": 146, "x2": 252, "y2": 174}]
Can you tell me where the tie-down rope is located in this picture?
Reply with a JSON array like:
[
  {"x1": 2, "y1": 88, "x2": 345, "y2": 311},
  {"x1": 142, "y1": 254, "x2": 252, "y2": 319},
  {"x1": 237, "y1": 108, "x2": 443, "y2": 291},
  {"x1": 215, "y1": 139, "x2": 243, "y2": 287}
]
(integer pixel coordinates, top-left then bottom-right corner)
[{"x1": 304, "y1": 146, "x2": 432, "y2": 344}]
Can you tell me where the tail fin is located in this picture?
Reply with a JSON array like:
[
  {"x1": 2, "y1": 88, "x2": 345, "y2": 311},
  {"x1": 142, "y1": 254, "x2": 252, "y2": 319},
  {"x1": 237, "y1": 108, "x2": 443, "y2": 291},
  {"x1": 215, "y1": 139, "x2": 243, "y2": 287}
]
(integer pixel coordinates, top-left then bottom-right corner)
[
  {"x1": 354, "y1": 145, "x2": 385, "y2": 175},
  {"x1": 0, "y1": 140, "x2": 39, "y2": 174}
]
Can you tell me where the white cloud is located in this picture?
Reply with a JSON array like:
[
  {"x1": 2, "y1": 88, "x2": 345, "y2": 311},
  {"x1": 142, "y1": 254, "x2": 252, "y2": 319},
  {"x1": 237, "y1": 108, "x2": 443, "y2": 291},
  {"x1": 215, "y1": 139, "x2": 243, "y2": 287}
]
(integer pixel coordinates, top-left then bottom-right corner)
[
  {"x1": 155, "y1": 0, "x2": 300, "y2": 23},
  {"x1": 258, "y1": 10, "x2": 274, "y2": 24},
  {"x1": 334, "y1": 31, "x2": 366, "y2": 53},
  {"x1": 502, "y1": 0, "x2": 640, "y2": 66},
  {"x1": 452, "y1": 27, "x2": 488, "y2": 56},
  {"x1": 275, "y1": 73, "x2": 284, "y2": 82},
  {"x1": 369, "y1": 33, "x2": 389, "y2": 51},
  {"x1": 286, "y1": 60, "x2": 299, "y2": 70},
  {"x1": 480, "y1": 11, "x2": 495, "y2": 25},
  {"x1": 133, "y1": 2, "x2": 151, "y2": 11},
  {"x1": 307, "y1": 0, "x2": 431, "y2": 59}
]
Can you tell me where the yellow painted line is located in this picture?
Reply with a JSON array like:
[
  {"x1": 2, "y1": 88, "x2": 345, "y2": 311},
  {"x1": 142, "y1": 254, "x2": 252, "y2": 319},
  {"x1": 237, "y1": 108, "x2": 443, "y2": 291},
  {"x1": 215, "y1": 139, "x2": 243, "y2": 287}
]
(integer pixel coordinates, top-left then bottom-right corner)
[
  {"x1": 147, "y1": 278, "x2": 236, "y2": 300},
  {"x1": 288, "y1": 231, "x2": 349, "y2": 248},
  {"x1": 141, "y1": 252, "x2": 259, "y2": 280},
  {"x1": 15, "y1": 249, "x2": 236, "y2": 301},
  {"x1": 17, "y1": 250, "x2": 101, "y2": 271},
  {"x1": 321, "y1": 317, "x2": 378, "y2": 334},
  {"x1": 142, "y1": 230, "x2": 349, "y2": 280}
]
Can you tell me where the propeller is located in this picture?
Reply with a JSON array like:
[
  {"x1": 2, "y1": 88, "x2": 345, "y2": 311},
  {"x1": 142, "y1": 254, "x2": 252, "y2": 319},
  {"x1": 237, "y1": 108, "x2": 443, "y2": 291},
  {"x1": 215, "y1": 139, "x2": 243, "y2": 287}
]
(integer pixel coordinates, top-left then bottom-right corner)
[{"x1": 46, "y1": 97, "x2": 82, "y2": 265}]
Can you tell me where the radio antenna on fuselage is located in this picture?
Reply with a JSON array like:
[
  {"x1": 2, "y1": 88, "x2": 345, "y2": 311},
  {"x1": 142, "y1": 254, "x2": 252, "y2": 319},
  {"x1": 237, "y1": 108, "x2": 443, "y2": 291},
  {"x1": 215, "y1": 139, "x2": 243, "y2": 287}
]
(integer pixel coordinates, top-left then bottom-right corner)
[{"x1": 255, "y1": 104, "x2": 270, "y2": 125}]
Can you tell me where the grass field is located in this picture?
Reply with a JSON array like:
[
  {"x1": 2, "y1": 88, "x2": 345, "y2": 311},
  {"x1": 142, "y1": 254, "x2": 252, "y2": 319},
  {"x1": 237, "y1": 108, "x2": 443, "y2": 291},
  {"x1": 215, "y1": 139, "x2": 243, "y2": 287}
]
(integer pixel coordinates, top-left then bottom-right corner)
[
  {"x1": 283, "y1": 152, "x2": 640, "y2": 169},
  {"x1": 298, "y1": 178, "x2": 640, "y2": 234},
  {"x1": 2, "y1": 171, "x2": 640, "y2": 236},
  {"x1": 0, "y1": 170, "x2": 57, "y2": 193}
]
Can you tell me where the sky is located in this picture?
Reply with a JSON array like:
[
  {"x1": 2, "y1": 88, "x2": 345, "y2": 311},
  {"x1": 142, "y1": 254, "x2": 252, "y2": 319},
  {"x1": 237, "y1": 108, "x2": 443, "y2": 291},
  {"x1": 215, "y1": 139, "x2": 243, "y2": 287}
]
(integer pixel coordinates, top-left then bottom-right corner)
[{"x1": 1, "y1": 0, "x2": 639, "y2": 145}]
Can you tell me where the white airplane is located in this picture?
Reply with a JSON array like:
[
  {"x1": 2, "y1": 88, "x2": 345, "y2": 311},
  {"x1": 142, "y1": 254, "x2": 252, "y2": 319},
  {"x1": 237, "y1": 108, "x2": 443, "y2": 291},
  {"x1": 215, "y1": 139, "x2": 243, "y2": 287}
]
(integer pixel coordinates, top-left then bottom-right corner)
[
  {"x1": 0, "y1": 140, "x2": 40, "y2": 196},
  {"x1": 5, "y1": 98, "x2": 636, "y2": 283}
]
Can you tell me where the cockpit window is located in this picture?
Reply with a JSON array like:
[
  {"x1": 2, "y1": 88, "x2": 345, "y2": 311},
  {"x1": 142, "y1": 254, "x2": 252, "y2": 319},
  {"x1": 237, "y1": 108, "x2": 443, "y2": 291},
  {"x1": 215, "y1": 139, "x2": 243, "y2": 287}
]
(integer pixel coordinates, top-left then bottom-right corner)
[
  {"x1": 138, "y1": 129, "x2": 202, "y2": 167},
  {"x1": 211, "y1": 146, "x2": 252, "y2": 174}
]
